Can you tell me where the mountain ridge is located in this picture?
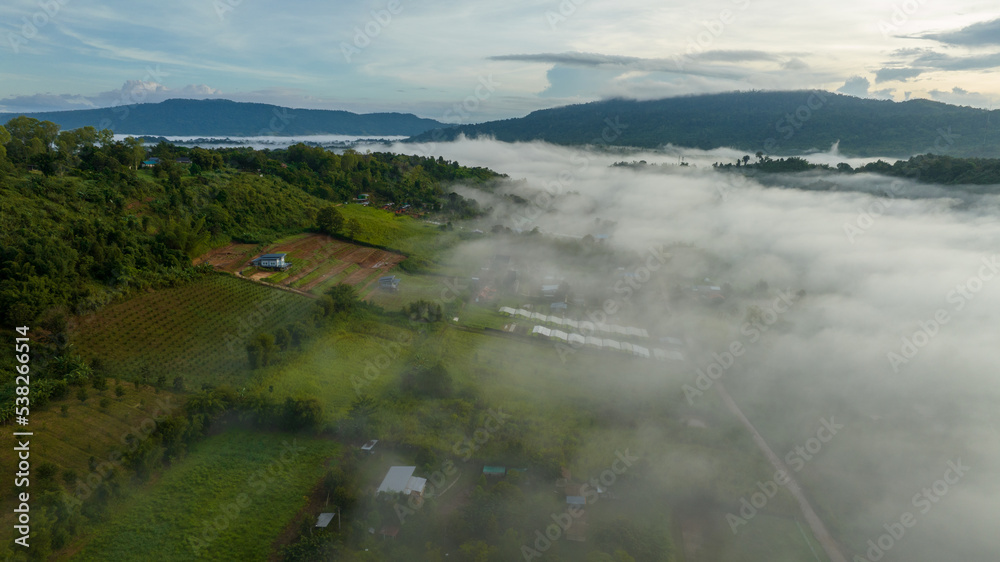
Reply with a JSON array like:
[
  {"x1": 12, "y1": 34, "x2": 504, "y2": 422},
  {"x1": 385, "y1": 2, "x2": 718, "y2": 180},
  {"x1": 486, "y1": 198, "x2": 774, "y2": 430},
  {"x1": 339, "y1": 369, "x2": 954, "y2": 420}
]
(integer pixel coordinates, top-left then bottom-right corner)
[
  {"x1": 0, "y1": 98, "x2": 445, "y2": 137},
  {"x1": 406, "y1": 91, "x2": 1000, "y2": 157}
]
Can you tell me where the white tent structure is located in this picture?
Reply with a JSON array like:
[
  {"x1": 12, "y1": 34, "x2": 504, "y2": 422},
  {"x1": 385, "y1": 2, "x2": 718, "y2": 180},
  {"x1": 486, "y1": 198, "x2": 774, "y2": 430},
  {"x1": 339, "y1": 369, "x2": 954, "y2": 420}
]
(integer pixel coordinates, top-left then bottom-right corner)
[
  {"x1": 585, "y1": 336, "x2": 603, "y2": 349},
  {"x1": 603, "y1": 339, "x2": 621, "y2": 350},
  {"x1": 531, "y1": 325, "x2": 551, "y2": 337},
  {"x1": 516, "y1": 309, "x2": 532, "y2": 319},
  {"x1": 550, "y1": 330, "x2": 569, "y2": 342},
  {"x1": 498, "y1": 306, "x2": 516, "y2": 316},
  {"x1": 632, "y1": 345, "x2": 650, "y2": 358},
  {"x1": 568, "y1": 333, "x2": 586, "y2": 346}
]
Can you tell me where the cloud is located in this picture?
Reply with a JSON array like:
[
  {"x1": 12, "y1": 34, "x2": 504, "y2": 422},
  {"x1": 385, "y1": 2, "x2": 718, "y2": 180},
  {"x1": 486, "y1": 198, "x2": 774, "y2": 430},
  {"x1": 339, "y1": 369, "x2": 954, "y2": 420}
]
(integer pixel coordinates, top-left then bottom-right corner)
[
  {"x1": 924, "y1": 17, "x2": 1000, "y2": 46},
  {"x1": 837, "y1": 75, "x2": 871, "y2": 97},
  {"x1": 353, "y1": 137, "x2": 1000, "y2": 562},
  {"x1": 911, "y1": 50, "x2": 1000, "y2": 72},
  {"x1": 490, "y1": 50, "x2": 787, "y2": 71},
  {"x1": 928, "y1": 87, "x2": 996, "y2": 108},
  {"x1": 874, "y1": 67, "x2": 924, "y2": 83},
  {"x1": 0, "y1": 80, "x2": 223, "y2": 113}
]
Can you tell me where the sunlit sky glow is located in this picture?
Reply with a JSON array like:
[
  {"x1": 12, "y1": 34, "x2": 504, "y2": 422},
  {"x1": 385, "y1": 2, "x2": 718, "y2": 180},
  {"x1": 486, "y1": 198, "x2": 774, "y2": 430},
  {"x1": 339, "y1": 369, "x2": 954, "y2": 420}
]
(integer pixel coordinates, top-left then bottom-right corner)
[{"x1": 2, "y1": 0, "x2": 999, "y2": 121}]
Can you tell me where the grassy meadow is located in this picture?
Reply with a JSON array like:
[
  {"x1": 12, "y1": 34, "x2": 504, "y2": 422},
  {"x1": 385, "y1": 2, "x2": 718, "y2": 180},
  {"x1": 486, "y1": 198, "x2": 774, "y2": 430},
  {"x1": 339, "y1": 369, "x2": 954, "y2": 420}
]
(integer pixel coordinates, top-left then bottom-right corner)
[{"x1": 65, "y1": 430, "x2": 333, "y2": 562}]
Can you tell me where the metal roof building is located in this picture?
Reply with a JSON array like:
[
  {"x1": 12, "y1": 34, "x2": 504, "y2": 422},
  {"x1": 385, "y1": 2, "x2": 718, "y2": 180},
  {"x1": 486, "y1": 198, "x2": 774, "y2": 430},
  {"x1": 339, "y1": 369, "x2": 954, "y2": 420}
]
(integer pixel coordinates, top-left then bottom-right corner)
[{"x1": 376, "y1": 466, "x2": 427, "y2": 496}]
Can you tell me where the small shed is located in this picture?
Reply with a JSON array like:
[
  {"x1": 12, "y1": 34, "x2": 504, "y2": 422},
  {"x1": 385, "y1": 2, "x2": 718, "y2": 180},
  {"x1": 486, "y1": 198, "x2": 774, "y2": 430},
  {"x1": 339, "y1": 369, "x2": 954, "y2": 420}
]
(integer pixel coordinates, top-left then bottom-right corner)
[
  {"x1": 316, "y1": 513, "x2": 336, "y2": 528},
  {"x1": 361, "y1": 439, "x2": 378, "y2": 453},
  {"x1": 379, "y1": 276, "x2": 400, "y2": 291},
  {"x1": 483, "y1": 466, "x2": 506, "y2": 477}
]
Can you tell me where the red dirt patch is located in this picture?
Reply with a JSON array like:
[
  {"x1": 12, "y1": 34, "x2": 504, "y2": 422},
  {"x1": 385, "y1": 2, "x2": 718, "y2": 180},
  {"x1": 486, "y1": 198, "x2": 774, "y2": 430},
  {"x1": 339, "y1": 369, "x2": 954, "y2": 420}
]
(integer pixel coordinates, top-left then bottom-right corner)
[
  {"x1": 193, "y1": 242, "x2": 259, "y2": 270},
  {"x1": 193, "y1": 233, "x2": 406, "y2": 293}
]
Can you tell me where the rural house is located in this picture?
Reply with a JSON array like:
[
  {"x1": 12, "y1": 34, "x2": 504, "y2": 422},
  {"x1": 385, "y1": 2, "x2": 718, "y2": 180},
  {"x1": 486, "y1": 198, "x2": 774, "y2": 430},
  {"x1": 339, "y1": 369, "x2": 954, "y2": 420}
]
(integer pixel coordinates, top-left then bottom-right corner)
[{"x1": 252, "y1": 253, "x2": 291, "y2": 270}]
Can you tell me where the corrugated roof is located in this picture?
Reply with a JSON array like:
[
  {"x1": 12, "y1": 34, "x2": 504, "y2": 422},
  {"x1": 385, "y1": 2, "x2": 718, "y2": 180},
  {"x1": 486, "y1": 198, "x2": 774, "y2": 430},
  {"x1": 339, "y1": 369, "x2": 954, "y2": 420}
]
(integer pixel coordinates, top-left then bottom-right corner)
[{"x1": 377, "y1": 466, "x2": 417, "y2": 494}]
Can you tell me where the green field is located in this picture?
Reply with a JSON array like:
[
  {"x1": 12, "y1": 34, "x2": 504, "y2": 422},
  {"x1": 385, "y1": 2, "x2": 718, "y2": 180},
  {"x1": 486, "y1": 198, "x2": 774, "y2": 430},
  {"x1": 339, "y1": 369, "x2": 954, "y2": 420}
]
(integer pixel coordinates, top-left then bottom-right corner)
[
  {"x1": 69, "y1": 274, "x2": 315, "y2": 389},
  {"x1": 68, "y1": 430, "x2": 333, "y2": 562},
  {"x1": 0, "y1": 382, "x2": 183, "y2": 540}
]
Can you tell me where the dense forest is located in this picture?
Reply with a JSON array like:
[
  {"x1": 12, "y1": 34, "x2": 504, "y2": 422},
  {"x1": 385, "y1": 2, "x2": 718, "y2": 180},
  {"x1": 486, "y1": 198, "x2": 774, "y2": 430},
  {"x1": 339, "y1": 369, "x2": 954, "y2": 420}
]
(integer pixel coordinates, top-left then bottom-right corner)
[
  {"x1": 0, "y1": 116, "x2": 501, "y2": 328},
  {"x1": 409, "y1": 90, "x2": 1000, "y2": 157},
  {"x1": 0, "y1": 98, "x2": 445, "y2": 136},
  {"x1": 705, "y1": 152, "x2": 1000, "y2": 187}
]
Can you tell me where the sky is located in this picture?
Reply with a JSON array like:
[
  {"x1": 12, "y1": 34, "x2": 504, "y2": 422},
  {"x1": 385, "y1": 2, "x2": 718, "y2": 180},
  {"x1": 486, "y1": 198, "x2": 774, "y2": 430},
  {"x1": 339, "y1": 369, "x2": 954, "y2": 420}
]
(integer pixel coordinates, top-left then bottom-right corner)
[{"x1": 1, "y1": 0, "x2": 1000, "y2": 122}]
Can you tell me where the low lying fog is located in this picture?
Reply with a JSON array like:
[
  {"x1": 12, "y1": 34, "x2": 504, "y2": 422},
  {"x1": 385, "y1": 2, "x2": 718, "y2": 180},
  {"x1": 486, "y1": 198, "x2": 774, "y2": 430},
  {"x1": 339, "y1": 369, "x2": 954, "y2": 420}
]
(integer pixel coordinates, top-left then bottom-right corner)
[{"x1": 360, "y1": 137, "x2": 1000, "y2": 560}]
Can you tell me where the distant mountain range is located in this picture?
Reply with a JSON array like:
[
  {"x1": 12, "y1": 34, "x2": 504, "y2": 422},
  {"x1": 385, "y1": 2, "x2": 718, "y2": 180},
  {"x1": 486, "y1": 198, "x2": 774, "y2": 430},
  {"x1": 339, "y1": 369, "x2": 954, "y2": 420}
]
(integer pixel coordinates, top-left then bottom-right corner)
[
  {"x1": 0, "y1": 98, "x2": 445, "y2": 137},
  {"x1": 407, "y1": 91, "x2": 1000, "y2": 158}
]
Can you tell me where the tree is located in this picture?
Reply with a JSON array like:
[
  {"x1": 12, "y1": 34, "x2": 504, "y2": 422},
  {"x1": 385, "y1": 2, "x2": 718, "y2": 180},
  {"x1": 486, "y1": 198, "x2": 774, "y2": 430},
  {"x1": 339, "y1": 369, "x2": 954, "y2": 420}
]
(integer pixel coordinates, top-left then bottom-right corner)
[
  {"x1": 173, "y1": 376, "x2": 186, "y2": 392},
  {"x1": 0, "y1": 125, "x2": 9, "y2": 163},
  {"x1": 115, "y1": 384, "x2": 126, "y2": 398},
  {"x1": 316, "y1": 205, "x2": 344, "y2": 236},
  {"x1": 274, "y1": 327, "x2": 291, "y2": 351},
  {"x1": 401, "y1": 361, "x2": 453, "y2": 398},
  {"x1": 246, "y1": 333, "x2": 277, "y2": 368},
  {"x1": 281, "y1": 397, "x2": 323, "y2": 431},
  {"x1": 344, "y1": 217, "x2": 361, "y2": 239},
  {"x1": 3, "y1": 116, "x2": 59, "y2": 164},
  {"x1": 76, "y1": 387, "x2": 88, "y2": 403},
  {"x1": 742, "y1": 154, "x2": 750, "y2": 166}
]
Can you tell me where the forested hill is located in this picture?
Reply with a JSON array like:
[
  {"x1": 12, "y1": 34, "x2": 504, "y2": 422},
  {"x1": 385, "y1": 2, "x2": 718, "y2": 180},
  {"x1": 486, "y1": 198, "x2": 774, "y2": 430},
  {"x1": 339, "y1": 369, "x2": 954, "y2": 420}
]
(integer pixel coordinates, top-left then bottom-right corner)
[
  {"x1": 0, "y1": 98, "x2": 445, "y2": 137},
  {"x1": 407, "y1": 91, "x2": 1000, "y2": 158},
  {"x1": 0, "y1": 116, "x2": 501, "y2": 328}
]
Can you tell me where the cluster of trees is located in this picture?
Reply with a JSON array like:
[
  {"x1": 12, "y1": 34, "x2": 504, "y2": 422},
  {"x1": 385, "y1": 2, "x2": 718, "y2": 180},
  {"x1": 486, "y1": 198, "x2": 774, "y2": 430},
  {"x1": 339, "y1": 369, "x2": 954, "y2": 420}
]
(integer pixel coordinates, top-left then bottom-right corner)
[
  {"x1": 714, "y1": 151, "x2": 1000, "y2": 187},
  {"x1": 245, "y1": 284, "x2": 376, "y2": 370},
  {"x1": 402, "y1": 299, "x2": 443, "y2": 323}
]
